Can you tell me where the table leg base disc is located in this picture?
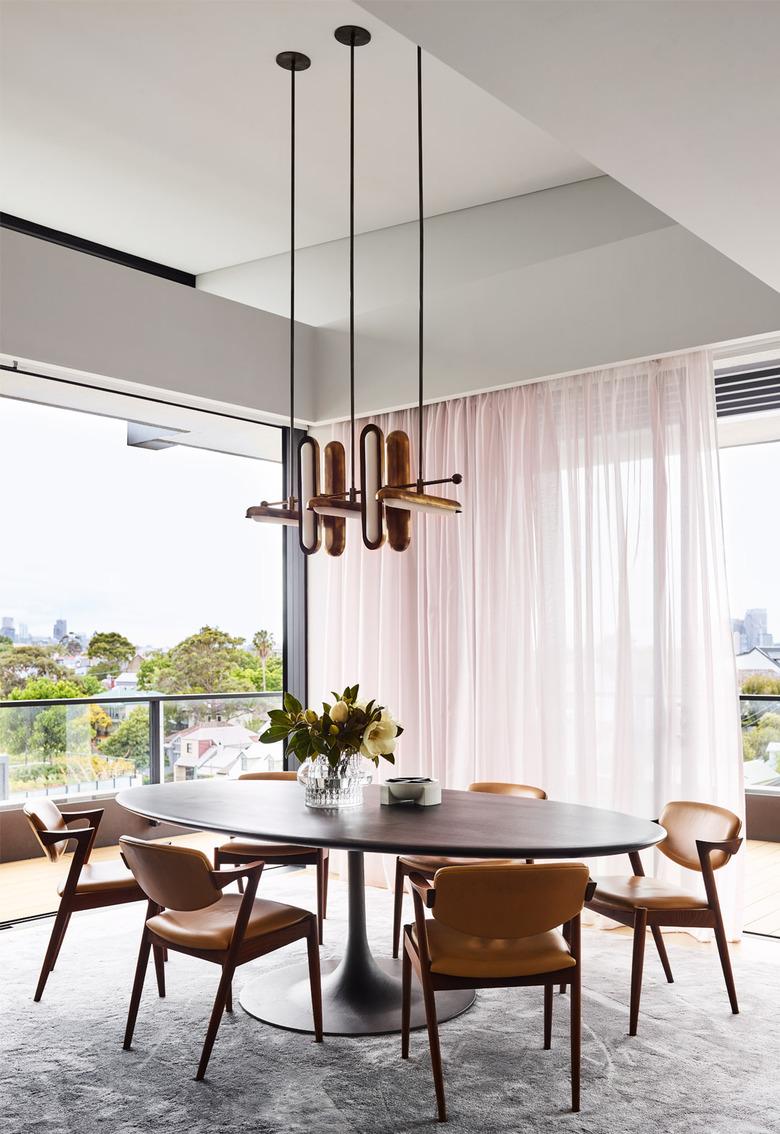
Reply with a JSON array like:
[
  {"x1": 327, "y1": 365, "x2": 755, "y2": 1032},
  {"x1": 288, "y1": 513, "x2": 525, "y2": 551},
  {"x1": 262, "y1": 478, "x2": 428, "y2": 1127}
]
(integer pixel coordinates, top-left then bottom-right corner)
[{"x1": 240, "y1": 956, "x2": 475, "y2": 1036}]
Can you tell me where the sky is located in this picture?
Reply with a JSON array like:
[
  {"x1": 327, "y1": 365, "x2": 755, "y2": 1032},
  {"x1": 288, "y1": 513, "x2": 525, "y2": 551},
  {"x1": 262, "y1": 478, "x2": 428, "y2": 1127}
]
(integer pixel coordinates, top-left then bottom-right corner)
[
  {"x1": 719, "y1": 440, "x2": 780, "y2": 638},
  {"x1": 0, "y1": 398, "x2": 284, "y2": 650}
]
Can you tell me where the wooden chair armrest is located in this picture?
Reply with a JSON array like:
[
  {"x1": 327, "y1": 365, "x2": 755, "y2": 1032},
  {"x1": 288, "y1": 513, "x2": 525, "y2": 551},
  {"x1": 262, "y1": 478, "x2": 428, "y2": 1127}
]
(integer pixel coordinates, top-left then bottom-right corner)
[
  {"x1": 211, "y1": 860, "x2": 266, "y2": 890},
  {"x1": 585, "y1": 879, "x2": 597, "y2": 902},
  {"x1": 697, "y1": 837, "x2": 743, "y2": 857},
  {"x1": 408, "y1": 872, "x2": 436, "y2": 908},
  {"x1": 63, "y1": 808, "x2": 105, "y2": 827},
  {"x1": 38, "y1": 826, "x2": 93, "y2": 848}
]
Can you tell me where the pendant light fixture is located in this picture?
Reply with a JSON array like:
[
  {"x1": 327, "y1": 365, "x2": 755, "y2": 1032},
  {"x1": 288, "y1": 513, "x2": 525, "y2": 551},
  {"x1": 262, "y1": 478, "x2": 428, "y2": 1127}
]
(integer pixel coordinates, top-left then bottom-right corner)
[
  {"x1": 373, "y1": 46, "x2": 462, "y2": 537},
  {"x1": 246, "y1": 49, "x2": 311, "y2": 528},
  {"x1": 305, "y1": 25, "x2": 371, "y2": 557}
]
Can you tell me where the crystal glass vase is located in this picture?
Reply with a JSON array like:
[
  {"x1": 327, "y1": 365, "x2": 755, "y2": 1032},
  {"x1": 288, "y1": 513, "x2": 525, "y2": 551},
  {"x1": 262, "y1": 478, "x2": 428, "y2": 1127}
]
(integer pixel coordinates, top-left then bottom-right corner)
[{"x1": 296, "y1": 753, "x2": 372, "y2": 809}]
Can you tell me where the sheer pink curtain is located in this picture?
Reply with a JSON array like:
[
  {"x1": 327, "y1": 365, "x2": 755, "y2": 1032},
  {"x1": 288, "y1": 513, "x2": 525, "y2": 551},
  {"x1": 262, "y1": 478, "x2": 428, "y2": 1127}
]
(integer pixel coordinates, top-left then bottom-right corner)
[{"x1": 308, "y1": 350, "x2": 744, "y2": 933}]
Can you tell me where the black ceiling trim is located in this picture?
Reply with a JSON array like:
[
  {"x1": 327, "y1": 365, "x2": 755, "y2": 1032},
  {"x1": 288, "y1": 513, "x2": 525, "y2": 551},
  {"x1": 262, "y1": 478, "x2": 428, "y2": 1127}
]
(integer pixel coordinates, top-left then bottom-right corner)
[{"x1": 0, "y1": 212, "x2": 196, "y2": 287}]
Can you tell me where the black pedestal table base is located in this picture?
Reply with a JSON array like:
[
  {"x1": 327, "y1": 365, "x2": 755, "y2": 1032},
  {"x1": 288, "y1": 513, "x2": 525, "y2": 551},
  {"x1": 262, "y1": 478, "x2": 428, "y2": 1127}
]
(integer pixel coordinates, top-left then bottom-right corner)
[{"x1": 239, "y1": 850, "x2": 475, "y2": 1036}]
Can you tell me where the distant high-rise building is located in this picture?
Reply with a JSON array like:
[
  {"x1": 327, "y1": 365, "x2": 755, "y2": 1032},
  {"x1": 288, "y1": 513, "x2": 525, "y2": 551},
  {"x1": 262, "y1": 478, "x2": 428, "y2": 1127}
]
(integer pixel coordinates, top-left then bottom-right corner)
[
  {"x1": 733, "y1": 608, "x2": 776, "y2": 654},
  {"x1": 18, "y1": 622, "x2": 29, "y2": 642},
  {"x1": 1, "y1": 616, "x2": 16, "y2": 642},
  {"x1": 53, "y1": 618, "x2": 67, "y2": 641}
]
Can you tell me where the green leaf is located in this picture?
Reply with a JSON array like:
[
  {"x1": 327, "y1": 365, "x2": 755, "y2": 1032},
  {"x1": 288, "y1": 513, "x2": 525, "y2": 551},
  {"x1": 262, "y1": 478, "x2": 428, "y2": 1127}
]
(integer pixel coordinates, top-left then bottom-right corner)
[
  {"x1": 267, "y1": 709, "x2": 291, "y2": 724},
  {"x1": 259, "y1": 726, "x2": 289, "y2": 744},
  {"x1": 395, "y1": 725, "x2": 404, "y2": 737},
  {"x1": 382, "y1": 752, "x2": 395, "y2": 764},
  {"x1": 284, "y1": 692, "x2": 303, "y2": 716}
]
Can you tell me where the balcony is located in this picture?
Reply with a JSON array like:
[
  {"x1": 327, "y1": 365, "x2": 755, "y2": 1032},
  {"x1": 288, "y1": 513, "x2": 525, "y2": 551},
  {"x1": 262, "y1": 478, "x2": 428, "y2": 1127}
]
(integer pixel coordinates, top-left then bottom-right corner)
[{"x1": 0, "y1": 690, "x2": 284, "y2": 805}]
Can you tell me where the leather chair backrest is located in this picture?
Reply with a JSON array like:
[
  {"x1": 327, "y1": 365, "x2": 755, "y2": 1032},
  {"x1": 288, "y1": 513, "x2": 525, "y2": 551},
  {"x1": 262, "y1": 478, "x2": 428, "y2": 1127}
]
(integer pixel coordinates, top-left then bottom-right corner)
[
  {"x1": 468, "y1": 782, "x2": 547, "y2": 800},
  {"x1": 433, "y1": 862, "x2": 590, "y2": 939},
  {"x1": 239, "y1": 771, "x2": 297, "y2": 781},
  {"x1": 120, "y1": 836, "x2": 222, "y2": 911},
  {"x1": 658, "y1": 801, "x2": 741, "y2": 872},
  {"x1": 23, "y1": 799, "x2": 69, "y2": 862}
]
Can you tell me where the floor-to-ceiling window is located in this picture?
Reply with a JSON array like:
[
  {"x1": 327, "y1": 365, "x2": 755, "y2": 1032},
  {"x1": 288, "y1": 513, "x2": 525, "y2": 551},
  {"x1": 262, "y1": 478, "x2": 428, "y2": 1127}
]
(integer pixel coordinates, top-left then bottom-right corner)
[
  {"x1": 718, "y1": 372, "x2": 780, "y2": 936},
  {"x1": 0, "y1": 380, "x2": 287, "y2": 807}
]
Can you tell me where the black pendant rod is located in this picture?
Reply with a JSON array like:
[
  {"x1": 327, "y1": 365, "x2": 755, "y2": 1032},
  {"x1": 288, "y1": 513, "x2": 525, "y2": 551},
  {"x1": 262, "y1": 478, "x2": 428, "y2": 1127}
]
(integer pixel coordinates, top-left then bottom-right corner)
[
  {"x1": 289, "y1": 64, "x2": 296, "y2": 505},
  {"x1": 349, "y1": 36, "x2": 356, "y2": 497},
  {"x1": 276, "y1": 50, "x2": 311, "y2": 506},
  {"x1": 417, "y1": 45, "x2": 424, "y2": 490},
  {"x1": 335, "y1": 26, "x2": 370, "y2": 498}
]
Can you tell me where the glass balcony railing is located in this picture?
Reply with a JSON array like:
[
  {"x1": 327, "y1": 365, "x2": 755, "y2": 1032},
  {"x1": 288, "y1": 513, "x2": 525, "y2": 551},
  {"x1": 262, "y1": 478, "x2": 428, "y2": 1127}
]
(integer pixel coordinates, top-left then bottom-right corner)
[
  {"x1": 0, "y1": 691, "x2": 284, "y2": 805},
  {"x1": 741, "y1": 694, "x2": 780, "y2": 794}
]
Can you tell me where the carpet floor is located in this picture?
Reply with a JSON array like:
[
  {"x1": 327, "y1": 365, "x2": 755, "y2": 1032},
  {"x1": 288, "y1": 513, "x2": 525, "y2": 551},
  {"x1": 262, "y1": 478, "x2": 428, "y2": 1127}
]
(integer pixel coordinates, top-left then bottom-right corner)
[{"x1": 1, "y1": 870, "x2": 777, "y2": 1134}]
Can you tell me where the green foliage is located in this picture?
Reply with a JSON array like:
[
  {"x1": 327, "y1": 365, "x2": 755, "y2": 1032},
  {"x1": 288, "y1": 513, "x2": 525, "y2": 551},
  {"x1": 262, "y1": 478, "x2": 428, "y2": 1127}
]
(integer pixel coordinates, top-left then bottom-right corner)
[
  {"x1": 0, "y1": 635, "x2": 12, "y2": 649},
  {"x1": 0, "y1": 646, "x2": 70, "y2": 696},
  {"x1": 252, "y1": 629, "x2": 276, "y2": 692},
  {"x1": 86, "y1": 631, "x2": 135, "y2": 676},
  {"x1": 57, "y1": 633, "x2": 83, "y2": 657},
  {"x1": 260, "y1": 684, "x2": 402, "y2": 769},
  {"x1": 741, "y1": 674, "x2": 780, "y2": 695},
  {"x1": 135, "y1": 627, "x2": 278, "y2": 695},
  {"x1": 742, "y1": 710, "x2": 780, "y2": 768},
  {"x1": 99, "y1": 706, "x2": 150, "y2": 768}
]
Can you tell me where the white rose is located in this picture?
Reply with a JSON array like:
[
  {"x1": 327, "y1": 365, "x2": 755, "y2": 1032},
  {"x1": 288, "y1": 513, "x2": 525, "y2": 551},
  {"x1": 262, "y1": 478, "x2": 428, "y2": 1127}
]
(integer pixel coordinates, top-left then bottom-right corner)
[
  {"x1": 360, "y1": 710, "x2": 398, "y2": 759},
  {"x1": 330, "y1": 700, "x2": 349, "y2": 723}
]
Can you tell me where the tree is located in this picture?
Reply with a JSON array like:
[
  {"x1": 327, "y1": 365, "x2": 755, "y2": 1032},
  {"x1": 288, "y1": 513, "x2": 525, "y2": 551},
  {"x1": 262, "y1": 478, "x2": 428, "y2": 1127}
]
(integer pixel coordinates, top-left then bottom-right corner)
[
  {"x1": 741, "y1": 674, "x2": 780, "y2": 695},
  {"x1": 148, "y1": 626, "x2": 247, "y2": 694},
  {"x1": 252, "y1": 630, "x2": 276, "y2": 691},
  {"x1": 57, "y1": 633, "x2": 83, "y2": 657},
  {"x1": 86, "y1": 631, "x2": 136, "y2": 678},
  {"x1": 99, "y1": 706, "x2": 150, "y2": 768},
  {"x1": 0, "y1": 635, "x2": 12, "y2": 650},
  {"x1": 0, "y1": 646, "x2": 69, "y2": 696}
]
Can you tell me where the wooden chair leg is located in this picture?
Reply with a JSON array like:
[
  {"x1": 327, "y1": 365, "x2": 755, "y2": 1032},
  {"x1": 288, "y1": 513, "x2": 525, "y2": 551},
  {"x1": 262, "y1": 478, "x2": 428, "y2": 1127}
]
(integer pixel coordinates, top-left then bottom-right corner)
[
  {"x1": 570, "y1": 967, "x2": 581, "y2": 1112},
  {"x1": 306, "y1": 922, "x2": 324, "y2": 1041},
  {"x1": 152, "y1": 944, "x2": 166, "y2": 998},
  {"x1": 124, "y1": 931, "x2": 152, "y2": 1049},
  {"x1": 544, "y1": 983, "x2": 553, "y2": 1049},
  {"x1": 48, "y1": 908, "x2": 72, "y2": 973},
  {"x1": 560, "y1": 920, "x2": 571, "y2": 995},
  {"x1": 650, "y1": 924, "x2": 674, "y2": 983},
  {"x1": 316, "y1": 856, "x2": 326, "y2": 945},
  {"x1": 420, "y1": 974, "x2": 447, "y2": 1122},
  {"x1": 224, "y1": 971, "x2": 233, "y2": 1013},
  {"x1": 34, "y1": 903, "x2": 72, "y2": 1002},
  {"x1": 712, "y1": 908, "x2": 739, "y2": 1014},
  {"x1": 401, "y1": 938, "x2": 411, "y2": 1059},
  {"x1": 195, "y1": 964, "x2": 235, "y2": 1080},
  {"x1": 392, "y1": 857, "x2": 405, "y2": 959},
  {"x1": 322, "y1": 851, "x2": 330, "y2": 918},
  {"x1": 629, "y1": 908, "x2": 648, "y2": 1036}
]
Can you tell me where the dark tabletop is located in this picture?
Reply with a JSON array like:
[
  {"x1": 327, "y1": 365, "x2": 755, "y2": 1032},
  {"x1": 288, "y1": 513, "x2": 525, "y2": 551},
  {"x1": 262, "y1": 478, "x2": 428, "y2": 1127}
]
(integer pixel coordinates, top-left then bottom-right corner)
[{"x1": 116, "y1": 781, "x2": 665, "y2": 858}]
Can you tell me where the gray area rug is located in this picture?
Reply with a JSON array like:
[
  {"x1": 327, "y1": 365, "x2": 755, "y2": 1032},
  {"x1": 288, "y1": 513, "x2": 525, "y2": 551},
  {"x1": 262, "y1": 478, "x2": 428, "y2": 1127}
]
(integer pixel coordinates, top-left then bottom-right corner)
[{"x1": 1, "y1": 869, "x2": 777, "y2": 1134}]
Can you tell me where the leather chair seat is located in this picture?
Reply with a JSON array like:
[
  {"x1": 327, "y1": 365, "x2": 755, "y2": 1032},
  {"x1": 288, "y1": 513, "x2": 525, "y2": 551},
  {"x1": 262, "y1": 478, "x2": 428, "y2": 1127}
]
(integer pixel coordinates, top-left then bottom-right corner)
[
  {"x1": 57, "y1": 860, "x2": 143, "y2": 897},
  {"x1": 216, "y1": 837, "x2": 317, "y2": 858},
  {"x1": 412, "y1": 922, "x2": 576, "y2": 979},
  {"x1": 147, "y1": 894, "x2": 309, "y2": 951},
  {"x1": 593, "y1": 875, "x2": 708, "y2": 911},
  {"x1": 400, "y1": 855, "x2": 512, "y2": 874}
]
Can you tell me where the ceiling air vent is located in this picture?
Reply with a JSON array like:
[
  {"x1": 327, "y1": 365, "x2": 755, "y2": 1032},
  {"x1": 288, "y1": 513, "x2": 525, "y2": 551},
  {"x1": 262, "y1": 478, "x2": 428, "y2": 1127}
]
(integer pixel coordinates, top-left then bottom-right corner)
[{"x1": 715, "y1": 364, "x2": 780, "y2": 418}]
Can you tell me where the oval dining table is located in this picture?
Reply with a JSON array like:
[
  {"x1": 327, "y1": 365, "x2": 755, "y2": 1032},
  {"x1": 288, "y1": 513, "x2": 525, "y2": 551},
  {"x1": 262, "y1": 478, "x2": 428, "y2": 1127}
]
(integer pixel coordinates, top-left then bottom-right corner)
[{"x1": 116, "y1": 780, "x2": 665, "y2": 1037}]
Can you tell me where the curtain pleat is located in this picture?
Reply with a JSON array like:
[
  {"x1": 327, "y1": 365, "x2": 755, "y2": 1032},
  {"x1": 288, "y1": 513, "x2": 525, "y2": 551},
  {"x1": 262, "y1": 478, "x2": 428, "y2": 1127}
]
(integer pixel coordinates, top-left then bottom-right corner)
[{"x1": 308, "y1": 351, "x2": 744, "y2": 936}]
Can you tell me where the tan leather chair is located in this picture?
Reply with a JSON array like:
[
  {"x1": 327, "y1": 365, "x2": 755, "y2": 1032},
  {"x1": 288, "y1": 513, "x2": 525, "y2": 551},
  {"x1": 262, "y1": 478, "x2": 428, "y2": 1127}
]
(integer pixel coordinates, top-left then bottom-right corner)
[
  {"x1": 120, "y1": 836, "x2": 322, "y2": 1080},
  {"x1": 23, "y1": 799, "x2": 147, "y2": 1001},
  {"x1": 402, "y1": 862, "x2": 593, "y2": 1122},
  {"x1": 213, "y1": 771, "x2": 330, "y2": 942},
  {"x1": 392, "y1": 781, "x2": 547, "y2": 957},
  {"x1": 588, "y1": 800, "x2": 742, "y2": 1035}
]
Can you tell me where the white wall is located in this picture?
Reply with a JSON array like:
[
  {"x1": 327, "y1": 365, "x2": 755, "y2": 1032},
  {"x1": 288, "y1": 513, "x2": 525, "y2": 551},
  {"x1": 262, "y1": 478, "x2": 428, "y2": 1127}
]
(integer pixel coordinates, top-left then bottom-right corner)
[
  {"x1": 0, "y1": 228, "x2": 317, "y2": 424},
  {"x1": 200, "y1": 178, "x2": 780, "y2": 422}
]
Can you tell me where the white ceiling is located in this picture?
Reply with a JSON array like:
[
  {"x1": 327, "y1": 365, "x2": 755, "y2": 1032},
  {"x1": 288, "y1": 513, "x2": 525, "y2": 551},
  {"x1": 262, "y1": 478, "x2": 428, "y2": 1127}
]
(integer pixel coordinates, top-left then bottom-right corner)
[
  {"x1": 0, "y1": 0, "x2": 596, "y2": 275},
  {"x1": 360, "y1": 0, "x2": 780, "y2": 295}
]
